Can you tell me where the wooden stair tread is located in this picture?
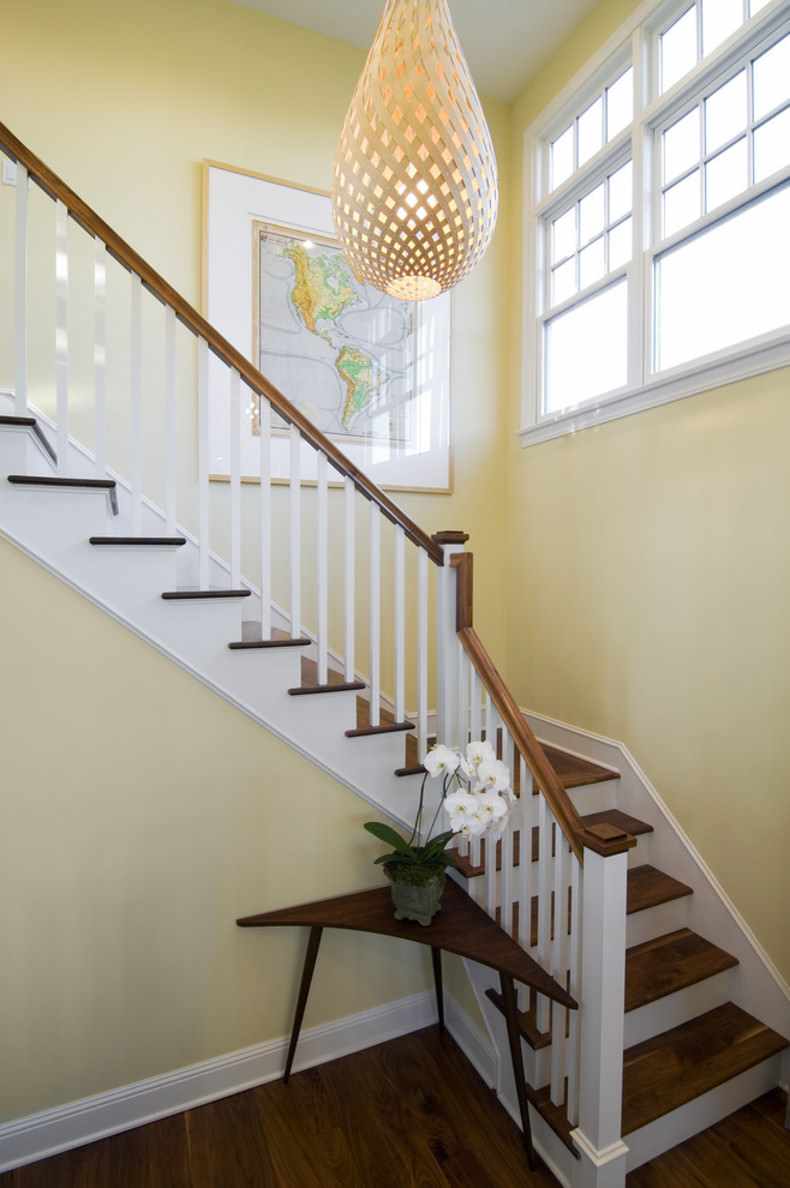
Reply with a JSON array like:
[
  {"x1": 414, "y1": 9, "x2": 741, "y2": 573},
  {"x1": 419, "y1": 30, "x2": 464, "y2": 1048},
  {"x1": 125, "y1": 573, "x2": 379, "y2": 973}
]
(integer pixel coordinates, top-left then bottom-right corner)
[
  {"x1": 0, "y1": 414, "x2": 36, "y2": 427},
  {"x1": 453, "y1": 822, "x2": 654, "y2": 881},
  {"x1": 346, "y1": 721, "x2": 415, "y2": 737},
  {"x1": 90, "y1": 536, "x2": 186, "y2": 546},
  {"x1": 290, "y1": 681, "x2": 366, "y2": 695},
  {"x1": 161, "y1": 588, "x2": 251, "y2": 600},
  {"x1": 8, "y1": 473, "x2": 114, "y2": 489},
  {"x1": 627, "y1": 864, "x2": 693, "y2": 915},
  {"x1": 230, "y1": 637, "x2": 311, "y2": 650},
  {"x1": 622, "y1": 1002, "x2": 789, "y2": 1134},
  {"x1": 540, "y1": 742, "x2": 620, "y2": 788},
  {"x1": 581, "y1": 809, "x2": 653, "y2": 837},
  {"x1": 625, "y1": 929, "x2": 738, "y2": 1013},
  {"x1": 485, "y1": 987, "x2": 551, "y2": 1051}
]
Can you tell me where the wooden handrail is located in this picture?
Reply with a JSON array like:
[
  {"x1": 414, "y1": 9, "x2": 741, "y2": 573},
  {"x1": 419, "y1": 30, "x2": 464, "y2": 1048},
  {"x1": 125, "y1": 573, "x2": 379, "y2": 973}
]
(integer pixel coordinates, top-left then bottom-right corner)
[
  {"x1": 451, "y1": 556, "x2": 633, "y2": 862},
  {"x1": 0, "y1": 121, "x2": 444, "y2": 567}
]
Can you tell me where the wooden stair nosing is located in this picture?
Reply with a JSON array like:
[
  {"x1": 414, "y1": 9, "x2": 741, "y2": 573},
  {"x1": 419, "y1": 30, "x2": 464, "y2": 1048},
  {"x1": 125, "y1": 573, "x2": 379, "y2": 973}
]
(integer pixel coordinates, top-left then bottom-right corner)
[
  {"x1": 346, "y1": 721, "x2": 415, "y2": 738},
  {"x1": 484, "y1": 987, "x2": 552, "y2": 1051},
  {"x1": 289, "y1": 681, "x2": 366, "y2": 696},
  {"x1": 540, "y1": 742, "x2": 621, "y2": 789},
  {"x1": 625, "y1": 928, "x2": 739, "y2": 1014},
  {"x1": 0, "y1": 416, "x2": 57, "y2": 466},
  {"x1": 90, "y1": 536, "x2": 186, "y2": 547},
  {"x1": 626, "y1": 864, "x2": 693, "y2": 916},
  {"x1": 394, "y1": 764, "x2": 427, "y2": 778},
  {"x1": 621, "y1": 1001, "x2": 789, "y2": 1135},
  {"x1": 230, "y1": 637, "x2": 312, "y2": 650},
  {"x1": 161, "y1": 588, "x2": 252, "y2": 600}
]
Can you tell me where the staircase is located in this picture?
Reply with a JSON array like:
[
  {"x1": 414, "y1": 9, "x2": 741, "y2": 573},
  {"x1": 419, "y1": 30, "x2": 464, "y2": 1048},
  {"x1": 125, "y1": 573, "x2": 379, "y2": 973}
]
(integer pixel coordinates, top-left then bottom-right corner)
[{"x1": 1, "y1": 120, "x2": 788, "y2": 1187}]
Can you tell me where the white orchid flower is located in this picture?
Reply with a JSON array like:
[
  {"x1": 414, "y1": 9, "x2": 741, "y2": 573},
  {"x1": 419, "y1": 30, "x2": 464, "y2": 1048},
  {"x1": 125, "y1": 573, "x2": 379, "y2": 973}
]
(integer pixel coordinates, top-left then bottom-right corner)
[
  {"x1": 445, "y1": 790, "x2": 478, "y2": 833},
  {"x1": 423, "y1": 744, "x2": 460, "y2": 778},
  {"x1": 475, "y1": 758, "x2": 511, "y2": 794},
  {"x1": 465, "y1": 739, "x2": 496, "y2": 770},
  {"x1": 476, "y1": 790, "x2": 509, "y2": 834}
]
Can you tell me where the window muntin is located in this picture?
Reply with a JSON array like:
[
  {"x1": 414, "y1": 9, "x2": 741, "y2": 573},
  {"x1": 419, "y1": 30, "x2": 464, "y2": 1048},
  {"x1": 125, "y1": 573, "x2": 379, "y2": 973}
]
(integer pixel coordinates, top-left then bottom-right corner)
[
  {"x1": 659, "y1": 0, "x2": 776, "y2": 95},
  {"x1": 549, "y1": 67, "x2": 634, "y2": 191},
  {"x1": 655, "y1": 181, "x2": 790, "y2": 370},
  {"x1": 548, "y1": 161, "x2": 633, "y2": 309},
  {"x1": 659, "y1": 32, "x2": 790, "y2": 241},
  {"x1": 530, "y1": 3, "x2": 790, "y2": 429}
]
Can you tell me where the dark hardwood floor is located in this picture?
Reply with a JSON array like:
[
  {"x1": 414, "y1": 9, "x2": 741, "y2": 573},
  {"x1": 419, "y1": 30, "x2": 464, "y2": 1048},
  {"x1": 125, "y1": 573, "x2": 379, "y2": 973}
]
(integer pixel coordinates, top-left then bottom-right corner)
[{"x1": 1, "y1": 1027, "x2": 787, "y2": 1187}]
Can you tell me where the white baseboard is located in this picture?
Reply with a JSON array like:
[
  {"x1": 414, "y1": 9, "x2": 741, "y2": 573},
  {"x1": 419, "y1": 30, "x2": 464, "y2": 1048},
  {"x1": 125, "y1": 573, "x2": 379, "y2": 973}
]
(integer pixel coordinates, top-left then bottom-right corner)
[{"x1": 0, "y1": 990, "x2": 438, "y2": 1174}]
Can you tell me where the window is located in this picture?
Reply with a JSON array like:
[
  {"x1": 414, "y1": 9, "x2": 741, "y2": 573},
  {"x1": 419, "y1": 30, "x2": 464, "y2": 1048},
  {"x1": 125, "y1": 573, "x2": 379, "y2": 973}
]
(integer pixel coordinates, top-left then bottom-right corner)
[{"x1": 524, "y1": 0, "x2": 790, "y2": 441}]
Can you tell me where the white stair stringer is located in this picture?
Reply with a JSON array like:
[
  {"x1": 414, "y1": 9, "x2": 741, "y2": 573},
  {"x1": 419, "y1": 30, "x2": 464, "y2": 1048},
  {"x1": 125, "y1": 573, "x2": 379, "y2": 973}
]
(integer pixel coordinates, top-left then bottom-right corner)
[{"x1": 0, "y1": 423, "x2": 435, "y2": 836}]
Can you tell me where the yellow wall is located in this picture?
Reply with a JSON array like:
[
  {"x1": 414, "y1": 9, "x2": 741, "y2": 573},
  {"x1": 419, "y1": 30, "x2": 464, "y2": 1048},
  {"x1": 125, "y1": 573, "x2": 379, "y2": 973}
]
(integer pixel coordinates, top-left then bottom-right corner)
[
  {"x1": 0, "y1": 0, "x2": 492, "y2": 1122},
  {"x1": 506, "y1": 0, "x2": 790, "y2": 977}
]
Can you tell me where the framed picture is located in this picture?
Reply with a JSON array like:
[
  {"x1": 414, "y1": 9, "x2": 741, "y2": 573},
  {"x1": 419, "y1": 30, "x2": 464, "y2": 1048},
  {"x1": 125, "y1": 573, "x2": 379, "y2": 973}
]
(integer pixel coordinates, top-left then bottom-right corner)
[{"x1": 203, "y1": 161, "x2": 453, "y2": 493}]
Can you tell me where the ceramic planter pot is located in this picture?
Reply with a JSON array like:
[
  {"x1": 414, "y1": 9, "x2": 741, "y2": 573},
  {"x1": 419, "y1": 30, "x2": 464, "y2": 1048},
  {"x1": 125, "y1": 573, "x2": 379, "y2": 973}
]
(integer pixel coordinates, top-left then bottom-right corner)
[{"x1": 385, "y1": 866, "x2": 446, "y2": 927}]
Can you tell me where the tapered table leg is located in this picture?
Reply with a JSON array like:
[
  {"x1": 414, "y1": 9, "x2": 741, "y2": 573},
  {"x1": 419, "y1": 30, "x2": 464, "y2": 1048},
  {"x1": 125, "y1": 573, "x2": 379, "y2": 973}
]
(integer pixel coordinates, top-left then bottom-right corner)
[
  {"x1": 500, "y1": 972, "x2": 537, "y2": 1171},
  {"x1": 431, "y1": 947, "x2": 444, "y2": 1032},
  {"x1": 284, "y1": 925, "x2": 323, "y2": 1084}
]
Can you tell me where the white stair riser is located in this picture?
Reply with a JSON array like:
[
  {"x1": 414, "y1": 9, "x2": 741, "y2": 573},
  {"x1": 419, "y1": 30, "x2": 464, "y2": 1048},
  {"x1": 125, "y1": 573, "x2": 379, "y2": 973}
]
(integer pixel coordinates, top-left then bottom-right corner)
[
  {"x1": 624, "y1": 969, "x2": 736, "y2": 1048},
  {"x1": 566, "y1": 780, "x2": 619, "y2": 817},
  {"x1": 626, "y1": 896, "x2": 690, "y2": 948},
  {"x1": 624, "y1": 1051, "x2": 784, "y2": 1171}
]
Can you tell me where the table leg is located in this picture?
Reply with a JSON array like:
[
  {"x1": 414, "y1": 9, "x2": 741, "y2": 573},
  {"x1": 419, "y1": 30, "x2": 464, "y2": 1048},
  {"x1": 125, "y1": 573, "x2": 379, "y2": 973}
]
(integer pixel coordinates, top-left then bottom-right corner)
[
  {"x1": 284, "y1": 925, "x2": 323, "y2": 1084},
  {"x1": 431, "y1": 947, "x2": 444, "y2": 1032},
  {"x1": 500, "y1": 972, "x2": 537, "y2": 1171}
]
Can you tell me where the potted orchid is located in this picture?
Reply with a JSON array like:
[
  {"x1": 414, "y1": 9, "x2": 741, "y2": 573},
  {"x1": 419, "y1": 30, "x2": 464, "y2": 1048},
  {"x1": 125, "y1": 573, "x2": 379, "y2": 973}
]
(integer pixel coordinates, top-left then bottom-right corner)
[{"x1": 364, "y1": 739, "x2": 513, "y2": 926}]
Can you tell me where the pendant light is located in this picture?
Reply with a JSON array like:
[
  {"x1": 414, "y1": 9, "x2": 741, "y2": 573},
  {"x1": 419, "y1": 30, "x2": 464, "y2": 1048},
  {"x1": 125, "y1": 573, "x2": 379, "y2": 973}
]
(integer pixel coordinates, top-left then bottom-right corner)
[{"x1": 332, "y1": 0, "x2": 499, "y2": 302}]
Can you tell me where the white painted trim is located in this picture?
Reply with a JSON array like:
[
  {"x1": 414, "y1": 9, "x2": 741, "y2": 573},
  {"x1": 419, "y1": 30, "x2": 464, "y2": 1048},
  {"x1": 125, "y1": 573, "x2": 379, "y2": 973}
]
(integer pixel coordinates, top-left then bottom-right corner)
[
  {"x1": 519, "y1": 334, "x2": 790, "y2": 447},
  {"x1": 523, "y1": 707, "x2": 790, "y2": 1011},
  {"x1": 571, "y1": 1129, "x2": 629, "y2": 1168},
  {"x1": 0, "y1": 991, "x2": 438, "y2": 1173}
]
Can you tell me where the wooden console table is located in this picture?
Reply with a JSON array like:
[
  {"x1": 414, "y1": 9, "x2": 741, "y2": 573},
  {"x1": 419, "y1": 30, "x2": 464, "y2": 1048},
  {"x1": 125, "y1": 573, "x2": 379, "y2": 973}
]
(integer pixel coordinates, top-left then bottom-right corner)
[{"x1": 237, "y1": 878, "x2": 576, "y2": 1170}]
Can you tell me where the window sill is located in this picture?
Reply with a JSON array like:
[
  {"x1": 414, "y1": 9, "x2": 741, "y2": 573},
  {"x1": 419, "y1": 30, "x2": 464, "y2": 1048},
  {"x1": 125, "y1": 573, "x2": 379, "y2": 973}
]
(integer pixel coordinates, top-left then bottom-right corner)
[{"x1": 519, "y1": 332, "x2": 790, "y2": 447}]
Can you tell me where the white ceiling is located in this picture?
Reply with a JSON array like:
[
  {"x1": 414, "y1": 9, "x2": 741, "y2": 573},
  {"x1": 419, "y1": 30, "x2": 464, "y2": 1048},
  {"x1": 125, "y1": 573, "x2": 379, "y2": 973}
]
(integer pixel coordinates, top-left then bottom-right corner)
[{"x1": 233, "y1": 0, "x2": 600, "y2": 103}]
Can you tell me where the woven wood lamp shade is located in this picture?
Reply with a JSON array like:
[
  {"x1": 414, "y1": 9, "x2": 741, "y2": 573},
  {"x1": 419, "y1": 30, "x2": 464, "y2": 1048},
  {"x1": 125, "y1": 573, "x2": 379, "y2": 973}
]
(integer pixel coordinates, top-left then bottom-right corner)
[{"x1": 332, "y1": 0, "x2": 499, "y2": 302}]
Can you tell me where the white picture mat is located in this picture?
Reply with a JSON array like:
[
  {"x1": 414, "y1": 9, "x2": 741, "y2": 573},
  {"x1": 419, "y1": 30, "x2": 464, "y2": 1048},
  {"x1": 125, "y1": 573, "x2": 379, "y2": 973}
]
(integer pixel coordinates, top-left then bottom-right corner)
[{"x1": 204, "y1": 163, "x2": 452, "y2": 490}]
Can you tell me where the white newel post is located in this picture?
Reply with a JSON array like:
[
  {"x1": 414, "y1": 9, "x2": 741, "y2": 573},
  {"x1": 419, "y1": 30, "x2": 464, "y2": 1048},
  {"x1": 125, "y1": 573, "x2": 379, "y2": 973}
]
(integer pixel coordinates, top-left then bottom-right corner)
[
  {"x1": 433, "y1": 531, "x2": 468, "y2": 747},
  {"x1": 572, "y1": 842, "x2": 630, "y2": 1188}
]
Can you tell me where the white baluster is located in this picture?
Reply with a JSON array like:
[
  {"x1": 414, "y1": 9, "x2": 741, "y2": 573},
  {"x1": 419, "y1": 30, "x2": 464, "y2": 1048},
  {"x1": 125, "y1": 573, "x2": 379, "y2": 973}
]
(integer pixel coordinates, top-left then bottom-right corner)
[
  {"x1": 470, "y1": 666, "x2": 481, "y2": 741},
  {"x1": 369, "y1": 501, "x2": 381, "y2": 727},
  {"x1": 550, "y1": 834, "x2": 570, "y2": 1107},
  {"x1": 259, "y1": 397, "x2": 272, "y2": 639},
  {"x1": 536, "y1": 799, "x2": 552, "y2": 1033},
  {"x1": 229, "y1": 369, "x2": 241, "y2": 588},
  {"x1": 501, "y1": 810, "x2": 514, "y2": 936},
  {"x1": 197, "y1": 337, "x2": 210, "y2": 589},
  {"x1": 15, "y1": 163, "x2": 28, "y2": 416},
  {"x1": 130, "y1": 273, "x2": 143, "y2": 533},
  {"x1": 485, "y1": 829, "x2": 497, "y2": 918},
  {"x1": 417, "y1": 548, "x2": 428, "y2": 760},
  {"x1": 317, "y1": 451, "x2": 329, "y2": 685},
  {"x1": 164, "y1": 306, "x2": 177, "y2": 533},
  {"x1": 517, "y1": 756, "x2": 536, "y2": 1013},
  {"x1": 93, "y1": 239, "x2": 107, "y2": 476},
  {"x1": 394, "y1": 526, "x2": 405, "y2": 722},
  {"x1": 456, "y1": 641, "x2": 469, "y2": 747},
  {"x1": 289, "y1": 424, "x2": 302, "y2": 637},
  {"x1": 344, "y1": 476, "x2": 355, "y2": 680},
  {"x1": 566, "y1": 855, "x2": 582, "y2": 1127},
  {"x1": 55, "y1": 199, "x2": 69, "y2": 471},
  {"x1": 483, "y1": 688, "x2": 492, "y2": 745}
]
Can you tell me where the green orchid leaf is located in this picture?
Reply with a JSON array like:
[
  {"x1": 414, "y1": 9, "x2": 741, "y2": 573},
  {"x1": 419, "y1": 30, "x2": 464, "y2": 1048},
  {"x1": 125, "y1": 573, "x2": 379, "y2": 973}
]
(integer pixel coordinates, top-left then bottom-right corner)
[{"x1": 364, "y1": 822, "x2": 413, "y2": 853}]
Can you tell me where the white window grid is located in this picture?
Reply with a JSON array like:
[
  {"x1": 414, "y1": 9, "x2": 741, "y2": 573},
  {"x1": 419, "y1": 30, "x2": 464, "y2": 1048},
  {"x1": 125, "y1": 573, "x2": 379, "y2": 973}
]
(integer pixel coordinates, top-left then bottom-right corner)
[
  {"x1": 549, "y1": 65, "x2": 635, "y2": 191},
  {"x1": 654, "y1": 27, "x2": 790, "y2": 244},
  {"x1": 526, "y1": 0, "x2": 790, "y2": 429},
  {"x1": 656, "y1": 0, "x2": 775, "y2": 94}
]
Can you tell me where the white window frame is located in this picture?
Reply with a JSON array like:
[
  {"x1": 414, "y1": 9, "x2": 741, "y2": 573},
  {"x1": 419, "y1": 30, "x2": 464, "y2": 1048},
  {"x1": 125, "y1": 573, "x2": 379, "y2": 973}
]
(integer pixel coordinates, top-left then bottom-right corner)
[{"x1": 521, "y1": 0, "x2": 790, "y2": 446}]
